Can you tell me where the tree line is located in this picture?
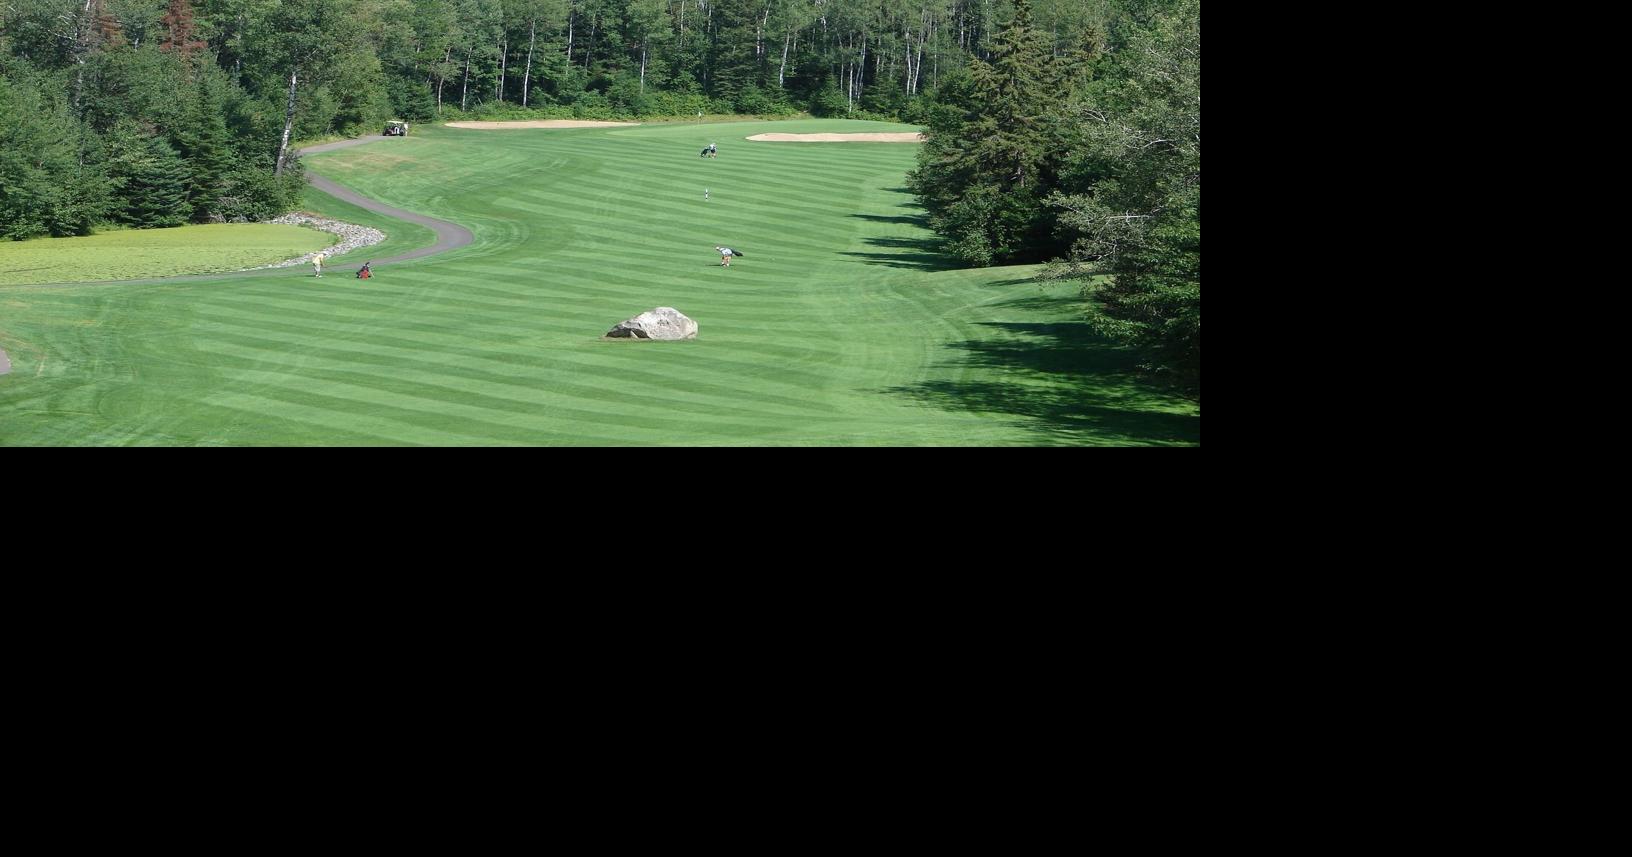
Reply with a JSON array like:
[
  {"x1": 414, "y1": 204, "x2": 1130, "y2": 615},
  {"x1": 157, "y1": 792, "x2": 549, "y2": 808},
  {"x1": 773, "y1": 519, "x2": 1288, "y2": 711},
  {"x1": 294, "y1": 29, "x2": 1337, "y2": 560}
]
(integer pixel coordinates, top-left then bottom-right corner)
[
  {"x1": 909, "y1": 0, "x2": 1199, "y2": 387},
  {"x1": 2, "y1": 0, "x2": 1197, "y2": 387},
  {"x1": 2, "y1": 0, "x2": 1112, "y2": 240}
]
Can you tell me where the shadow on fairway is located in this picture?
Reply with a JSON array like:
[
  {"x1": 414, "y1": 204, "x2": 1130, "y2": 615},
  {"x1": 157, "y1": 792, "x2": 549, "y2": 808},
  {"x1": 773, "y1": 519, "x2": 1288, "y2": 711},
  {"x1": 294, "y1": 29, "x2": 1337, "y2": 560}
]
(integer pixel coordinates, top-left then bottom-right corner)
[
  {"x1": 887, "y1": 296, "x2": 1200, "y2": 445},
  {"x1": 850, "y1": 213, "x2": 931, "y2": 227},
  {"x1": 987, "y1": 291, "x2": 1067, "y2": 306},
  {"x1": 843, "y1": 235, "x2": 958, "y2": 271}
]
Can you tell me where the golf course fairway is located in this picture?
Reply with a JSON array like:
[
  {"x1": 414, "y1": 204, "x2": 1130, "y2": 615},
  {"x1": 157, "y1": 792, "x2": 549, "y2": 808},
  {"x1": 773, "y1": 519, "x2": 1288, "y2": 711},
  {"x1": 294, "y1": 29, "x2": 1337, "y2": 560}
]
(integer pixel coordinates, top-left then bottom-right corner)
[{"x1": 0, "y1": 119, "x2": 1199, "y2": 446}]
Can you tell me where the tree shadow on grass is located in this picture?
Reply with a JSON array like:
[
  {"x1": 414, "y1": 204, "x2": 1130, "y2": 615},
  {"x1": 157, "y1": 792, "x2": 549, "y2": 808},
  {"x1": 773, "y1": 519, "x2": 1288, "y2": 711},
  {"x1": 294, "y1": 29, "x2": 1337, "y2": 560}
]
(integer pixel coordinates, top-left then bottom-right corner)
[
  {"x1": 843, "y1": 236, "x2": 960, "y2": 271},
  {"x1": 985, "y1": 277, "x2": 1047, "y2": 290},
  {"x1": 873, "y1": 186, "x2": 931, "y2": 210},
  {"x1": 851, "y1": 213, "x2": 931, "y2": 227},
  {"x1": 888, "y1": 296, "x2": 1200, "y2": 445}
]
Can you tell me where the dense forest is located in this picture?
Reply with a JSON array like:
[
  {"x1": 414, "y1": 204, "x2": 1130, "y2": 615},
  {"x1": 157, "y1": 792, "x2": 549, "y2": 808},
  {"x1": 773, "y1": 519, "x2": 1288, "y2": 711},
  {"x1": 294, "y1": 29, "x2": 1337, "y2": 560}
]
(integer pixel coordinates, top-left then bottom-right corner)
[
  {"x1": 1, "y1": 0, "x2": 1197, "y2": 385},
  {"x1": 911, "y1": 0, "x2": 1199, "y2": 385}
]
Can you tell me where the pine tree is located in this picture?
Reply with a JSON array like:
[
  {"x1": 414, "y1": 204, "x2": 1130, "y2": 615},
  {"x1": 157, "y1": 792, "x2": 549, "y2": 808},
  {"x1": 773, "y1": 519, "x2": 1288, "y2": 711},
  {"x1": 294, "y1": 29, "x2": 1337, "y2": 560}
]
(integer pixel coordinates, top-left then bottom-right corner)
[
  {"x1": 107, "y1": 121, "x2": 192, "y2": 228},
  {"x1": 0, "y1": 77, "x2": 70, "y2": 240},
  {"x1": 1047, "y1": 0, "x2": 1200, "y2": 388},
  {"x1": 172, "y1": 73, "x2": 239, "y2": 222},
  {"x1": 967, "y1": 0, "x2": 1055, "y2": 190},
  {"x1": 907, "y1": 0, "x2": 1066, "y2": 265}
]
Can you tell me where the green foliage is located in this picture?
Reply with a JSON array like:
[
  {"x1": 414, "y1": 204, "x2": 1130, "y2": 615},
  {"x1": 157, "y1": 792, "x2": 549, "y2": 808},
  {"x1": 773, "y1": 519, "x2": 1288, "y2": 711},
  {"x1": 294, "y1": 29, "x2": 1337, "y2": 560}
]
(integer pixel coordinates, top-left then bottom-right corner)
[
  {"x1": 809, "y1": 78, "x2": 848, "y2": 117},
  {"x1": 1047, "y1": 0, "x2": 1200, "y2": 387},
  {"x1": 387, "y1": 74, "x2": 438, "y2": 122},
  {"x1": 323, "y1": 47, "x2": 391, "y2": 134},
  {"x1": 908, "y1": 0, "x2": 1067, "y2": 267},
  {"x1": 3, "y1": 0, "x2": 1128, "y2": 241},
  {"x1": 105, "y1": 119, "x2": 192, "y2": 227},
  {"x1": 1, "y1": 75, "x2": 64, "y2": 240},
  {"x1": 638, "y1": 90, "x2": 714, "y2": 118},
  {"x1": 213, "y1": 162, "x2": 305, "y2": 221},
  {"x1": 1, "y1": 120, "x2": 1198, "y2": 446},
  {"x1": 0, "y1": 72, "x2": 110, "y2": 239},
  {"x1": 173, "y1": 70, "x2": 240, "y2": 221},
  {"x1": 78, "y1": 45, "x2": 191, "y2": 135},
  {"x1": 735, "y1": 84, "x2": 796, "y2": 116},
  {"x1": 860, "y1": 83, "x2": 907, "y2": 118}
]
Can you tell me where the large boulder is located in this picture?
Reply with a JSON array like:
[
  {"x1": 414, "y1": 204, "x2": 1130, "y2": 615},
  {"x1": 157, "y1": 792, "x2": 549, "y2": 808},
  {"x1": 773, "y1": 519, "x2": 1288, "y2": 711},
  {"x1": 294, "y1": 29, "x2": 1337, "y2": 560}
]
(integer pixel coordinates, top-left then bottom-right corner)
[{"x1": 605, "y1": 307, "x2": 698, "y2": 341}]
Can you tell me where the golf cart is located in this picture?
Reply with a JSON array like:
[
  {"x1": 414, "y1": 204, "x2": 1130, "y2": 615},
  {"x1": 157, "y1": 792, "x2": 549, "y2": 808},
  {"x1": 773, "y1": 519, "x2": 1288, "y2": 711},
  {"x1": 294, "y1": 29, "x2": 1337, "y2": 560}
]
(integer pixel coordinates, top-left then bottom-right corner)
[{"x1": 384, "y1": 120, "x2": 409, "y2": 137}]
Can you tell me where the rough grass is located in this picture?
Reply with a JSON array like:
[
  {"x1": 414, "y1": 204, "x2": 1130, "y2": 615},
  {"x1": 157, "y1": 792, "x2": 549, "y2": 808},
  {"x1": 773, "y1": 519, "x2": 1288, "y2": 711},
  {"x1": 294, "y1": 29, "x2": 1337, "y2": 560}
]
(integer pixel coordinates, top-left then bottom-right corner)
[
  {"x1": 0, "y1": 120, "x2": 1199, "y2": 446},
  {"x1": 0, "y1": 224, "x2": 334, "y2": 286}
]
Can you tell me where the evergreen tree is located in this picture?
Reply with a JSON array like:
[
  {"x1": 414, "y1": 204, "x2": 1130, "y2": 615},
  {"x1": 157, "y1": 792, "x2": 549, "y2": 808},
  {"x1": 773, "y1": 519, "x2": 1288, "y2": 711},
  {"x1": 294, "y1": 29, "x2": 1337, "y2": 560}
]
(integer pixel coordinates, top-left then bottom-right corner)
[
  {"x1": 1046, "y1": 0, "x2": 1199, "y2": 387},
  {"x1": 172, "y1": 70, "x2": 240, "y2": 221},
  {"x1": 0, "y1": 75, "x2": 73, "y2": 240},
  {"x1": 3, "y1": 0, "x2": 1141, "y2": 242},
  {"x1": 106, "y1": 120, "x2": 192, "y2": 227},
  {"x1": 908, "y1": 0, "x2": 1064, "y2": 265}
]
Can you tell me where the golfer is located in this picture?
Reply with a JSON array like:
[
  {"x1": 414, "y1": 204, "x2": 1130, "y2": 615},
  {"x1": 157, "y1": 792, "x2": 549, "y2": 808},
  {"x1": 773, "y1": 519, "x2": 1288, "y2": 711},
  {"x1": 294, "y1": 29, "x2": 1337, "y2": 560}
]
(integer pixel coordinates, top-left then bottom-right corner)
[
  {"x1": 715, "y1": 245, "x2": 742, "y2": 267},
  {"x1": 312, "y1": 252, "x2": 327, "y2": 278}
]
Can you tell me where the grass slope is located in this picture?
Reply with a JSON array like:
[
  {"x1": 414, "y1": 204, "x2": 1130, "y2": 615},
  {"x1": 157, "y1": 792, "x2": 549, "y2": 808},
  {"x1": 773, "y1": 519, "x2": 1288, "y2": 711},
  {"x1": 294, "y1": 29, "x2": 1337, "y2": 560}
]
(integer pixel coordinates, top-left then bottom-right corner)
[
  {"x1": 0, "y1": 224, "x2": 334, "y2": 286},
  {"x1": 0, "y1": 120, "x2": 1198, "y2": 445},
  {"x1": 295, "y1": 182, "x2": 438, "y2": 263}
]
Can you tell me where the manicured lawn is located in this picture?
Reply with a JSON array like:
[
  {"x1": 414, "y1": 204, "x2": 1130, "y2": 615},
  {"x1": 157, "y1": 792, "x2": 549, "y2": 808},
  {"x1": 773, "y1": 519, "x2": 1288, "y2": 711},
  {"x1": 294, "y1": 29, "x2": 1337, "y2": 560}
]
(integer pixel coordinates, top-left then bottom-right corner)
[
  {"x1": 0, "y1": 223, "x2": 334, "y2": 286},
  {"x1": 296, "y1": 184, "x2": 437, "y2": 263},
  {"x1": 0, "y1": 119, "x2": 1198, "y2": 445}
]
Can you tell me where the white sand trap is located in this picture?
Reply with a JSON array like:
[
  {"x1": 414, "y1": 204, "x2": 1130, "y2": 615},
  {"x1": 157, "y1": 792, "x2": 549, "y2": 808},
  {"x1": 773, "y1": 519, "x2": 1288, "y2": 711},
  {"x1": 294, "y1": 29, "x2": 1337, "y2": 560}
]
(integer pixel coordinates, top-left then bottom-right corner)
[
  {"x1": 444, "y1": 120, "x2": 641, "y2": 129},
  {"x1": 746, "y1": 132, "x2": 924, "y2": 143}
]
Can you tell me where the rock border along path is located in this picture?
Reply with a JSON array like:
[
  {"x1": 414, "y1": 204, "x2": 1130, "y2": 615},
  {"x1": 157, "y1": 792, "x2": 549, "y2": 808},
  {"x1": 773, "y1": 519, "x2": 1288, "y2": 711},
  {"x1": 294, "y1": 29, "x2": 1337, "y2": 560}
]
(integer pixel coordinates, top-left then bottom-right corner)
[
  {"x1": 280, "y1": 136, "x2": 475, "y2": 269},
  {"x1": 246, "y1": 213, "x2": 387, "y2": 270},
  {"x1": 15, "y1": 136, "x2": 472, "y2": 288}
]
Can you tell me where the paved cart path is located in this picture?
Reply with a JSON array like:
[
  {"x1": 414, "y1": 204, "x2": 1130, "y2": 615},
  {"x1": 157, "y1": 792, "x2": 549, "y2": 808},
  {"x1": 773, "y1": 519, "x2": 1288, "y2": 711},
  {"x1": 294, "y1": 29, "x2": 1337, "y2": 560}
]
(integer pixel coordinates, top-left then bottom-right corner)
[{"x1": 13, "y1": 136, "x2": 471, "y2": 288}]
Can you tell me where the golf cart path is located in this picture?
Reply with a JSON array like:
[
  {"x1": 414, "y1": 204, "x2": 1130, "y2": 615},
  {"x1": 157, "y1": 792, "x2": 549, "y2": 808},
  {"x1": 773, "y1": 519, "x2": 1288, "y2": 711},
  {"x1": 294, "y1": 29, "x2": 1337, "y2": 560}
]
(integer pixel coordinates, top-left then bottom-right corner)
[
  {"x1": 299, "y1": 136, "x2": 474, "y2": 266},
  {"x1": 14, "y1": 136, "x2": 471, "y2": 288}
]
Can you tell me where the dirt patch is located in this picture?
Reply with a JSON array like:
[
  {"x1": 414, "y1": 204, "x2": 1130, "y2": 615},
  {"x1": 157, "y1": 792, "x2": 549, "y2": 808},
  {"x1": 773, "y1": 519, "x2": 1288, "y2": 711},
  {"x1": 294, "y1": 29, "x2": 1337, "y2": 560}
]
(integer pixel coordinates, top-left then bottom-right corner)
[
  {"x1": 444, "y1": 120, "x2": 642, "y2": 129},
  {"x1": 746, "y1": 132, "x2": 924, "y2": 143}
]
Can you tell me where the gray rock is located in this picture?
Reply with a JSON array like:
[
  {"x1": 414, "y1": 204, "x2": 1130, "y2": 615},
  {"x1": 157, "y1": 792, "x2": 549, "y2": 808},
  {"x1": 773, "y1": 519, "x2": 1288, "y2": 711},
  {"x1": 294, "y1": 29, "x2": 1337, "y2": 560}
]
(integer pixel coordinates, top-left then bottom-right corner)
[
  {"x1": 606, "y1": 307, "x2": 698, "y2": 341},
  {"x1": 246, "y1": 213, "x2": 388, "y2": 269}
]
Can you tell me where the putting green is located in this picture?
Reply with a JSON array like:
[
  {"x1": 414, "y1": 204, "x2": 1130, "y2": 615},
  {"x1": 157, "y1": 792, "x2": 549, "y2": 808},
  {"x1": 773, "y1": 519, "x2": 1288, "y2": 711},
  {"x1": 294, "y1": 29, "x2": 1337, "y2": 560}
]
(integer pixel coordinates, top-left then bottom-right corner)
[
  {"x1": 0, "y1": 223, "x2": 335, "y2": 286},
  {"x1": 0, "y1": 119, "x2": 1199, "y2": 445}
]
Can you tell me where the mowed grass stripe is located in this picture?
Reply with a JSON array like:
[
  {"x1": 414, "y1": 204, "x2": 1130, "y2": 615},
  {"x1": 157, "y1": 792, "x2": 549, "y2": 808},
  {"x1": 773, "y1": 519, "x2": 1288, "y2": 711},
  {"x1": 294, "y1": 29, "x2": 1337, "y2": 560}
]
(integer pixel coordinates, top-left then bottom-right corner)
[
  {"x1": 2, "y1": 119, "x2": 1199, "y2": 446},
  {"x1": 187, "y1": 300, "x2": 858, "y2": 393},
  {"x1": 183, "y1": 316, "x2": 860, "y2": 408},
  {"x1": 205, "y1": 272, "x2": 869, "y2": 329},
  {"x1": 208, "y1": 375, "x2": 800, "y2": 445},
  {"x1": 187, "y1": 312, "x2": 854, "y2": 412},
  {"x1": 199, "y1": 342, "x2": 848, "y2": 434},
  {"x1": 190, "y1": 327, "x2": 850, "y2": 419}
]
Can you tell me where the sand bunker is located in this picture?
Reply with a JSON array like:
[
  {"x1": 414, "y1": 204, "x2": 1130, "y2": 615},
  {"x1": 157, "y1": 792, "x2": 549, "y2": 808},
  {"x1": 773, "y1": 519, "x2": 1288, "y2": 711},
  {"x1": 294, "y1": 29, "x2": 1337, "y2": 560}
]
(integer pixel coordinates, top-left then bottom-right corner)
[
  {"x1": 444, "y1": 120, "x2": 641, "y2": 129},
  {"x1": 746, "y1": 133, "x2": 924, "y2": 143}
]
